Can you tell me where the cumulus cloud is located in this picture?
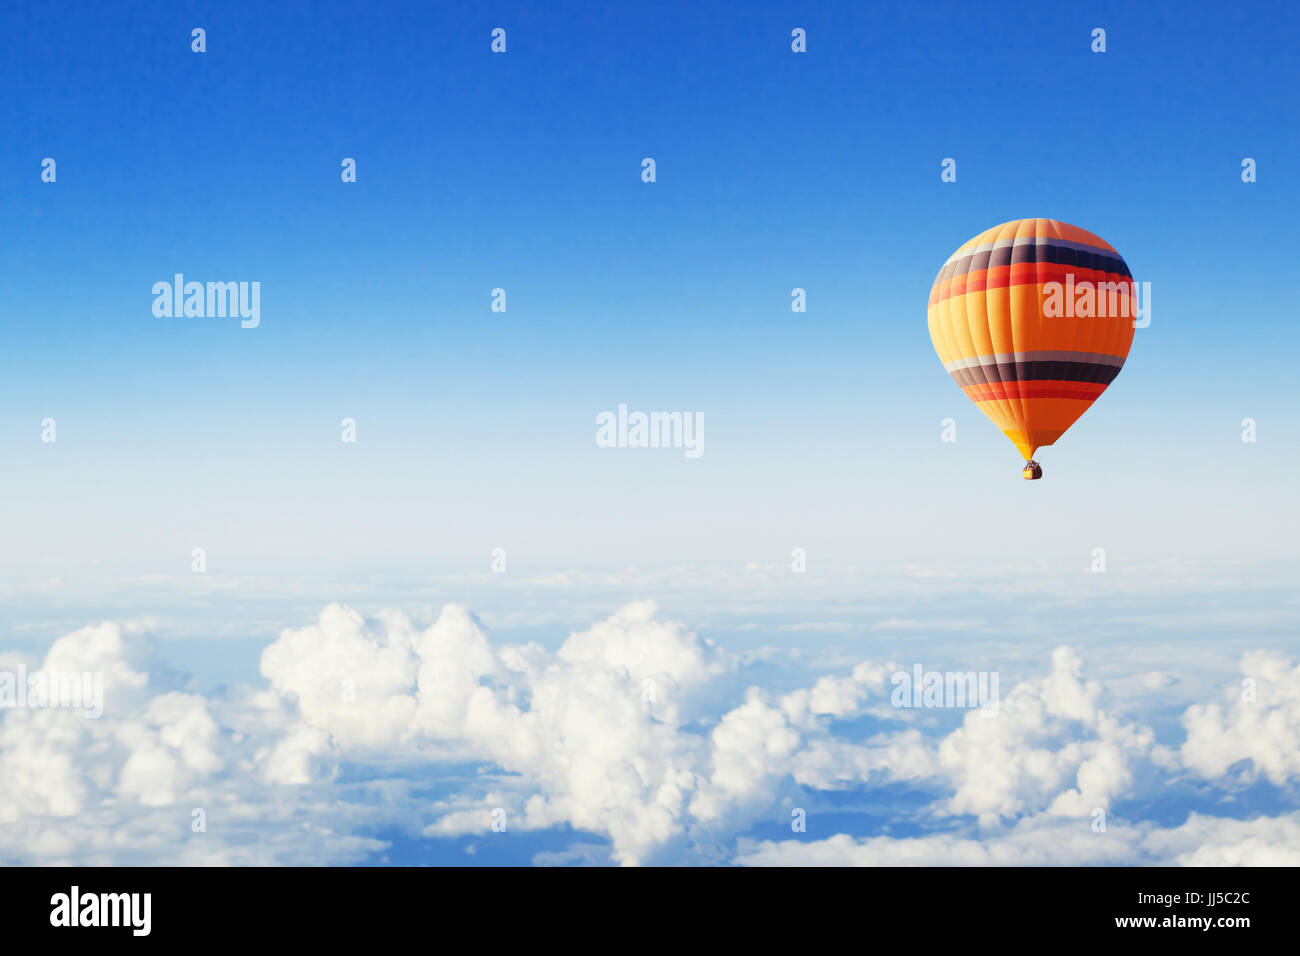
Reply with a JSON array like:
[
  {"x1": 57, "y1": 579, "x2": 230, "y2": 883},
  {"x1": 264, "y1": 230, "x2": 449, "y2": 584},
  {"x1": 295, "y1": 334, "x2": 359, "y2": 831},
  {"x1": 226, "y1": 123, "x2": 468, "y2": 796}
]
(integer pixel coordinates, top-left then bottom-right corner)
[
  {"x1": 1181, "y1": 651, "x2": 1300, "y2": 785},
  {"x1": 0, "y1": 602, "x2": 1295, "y2": 866},
  {"x1": 936, "y1": 647, "x2": 1173, "y2": 824}
]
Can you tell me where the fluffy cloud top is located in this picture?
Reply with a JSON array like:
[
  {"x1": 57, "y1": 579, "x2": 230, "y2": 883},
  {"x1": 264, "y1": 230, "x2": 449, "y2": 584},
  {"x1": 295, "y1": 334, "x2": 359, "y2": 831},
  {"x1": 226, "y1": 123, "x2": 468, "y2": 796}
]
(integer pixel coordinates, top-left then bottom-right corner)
[
  {"x1": 0, "y1": 602, "x2": 1296, "y2": 866},
  {"x1": 1180, "y1": 651, "x2": 1300, "y2": 785}
]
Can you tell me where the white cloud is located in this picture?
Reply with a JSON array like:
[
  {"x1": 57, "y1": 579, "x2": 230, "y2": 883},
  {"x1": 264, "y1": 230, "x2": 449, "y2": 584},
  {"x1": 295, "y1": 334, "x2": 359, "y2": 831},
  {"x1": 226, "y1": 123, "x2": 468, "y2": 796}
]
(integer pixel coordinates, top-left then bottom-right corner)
[
  {"x1": 736, "y1": 812, "x2": 1300, "y2": 867},
  {"x1": 1181, "y1": 651, "x2": 1300, "y2": 785},
  {"x1": 259, "y1": 603, "x2": 420, "y2": 749},
  {"x1": 0, "y1": 602, "x2": 1295, "y2": 867},
  {"x1": 936, "y1": 647, "x2": 1168, "y2": 824}
]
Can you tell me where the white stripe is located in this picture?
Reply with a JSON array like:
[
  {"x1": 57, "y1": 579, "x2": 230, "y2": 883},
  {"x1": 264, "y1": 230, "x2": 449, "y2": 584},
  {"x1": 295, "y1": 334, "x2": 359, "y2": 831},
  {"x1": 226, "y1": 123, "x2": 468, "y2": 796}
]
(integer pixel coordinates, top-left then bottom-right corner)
[
  {"x1": 943, "y1": 235, "x2": 1116, "y2": 267},
  {"x1": 943, "y1": 351, "x2": 1126, "y2": 372}
]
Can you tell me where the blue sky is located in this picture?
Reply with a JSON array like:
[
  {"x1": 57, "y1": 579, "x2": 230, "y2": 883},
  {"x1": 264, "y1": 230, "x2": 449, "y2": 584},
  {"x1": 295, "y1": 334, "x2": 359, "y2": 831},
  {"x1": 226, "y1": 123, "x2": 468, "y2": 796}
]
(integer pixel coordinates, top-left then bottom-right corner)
[{"x1": 1, "y1": 0, "x2": 1298, "y2": 865}]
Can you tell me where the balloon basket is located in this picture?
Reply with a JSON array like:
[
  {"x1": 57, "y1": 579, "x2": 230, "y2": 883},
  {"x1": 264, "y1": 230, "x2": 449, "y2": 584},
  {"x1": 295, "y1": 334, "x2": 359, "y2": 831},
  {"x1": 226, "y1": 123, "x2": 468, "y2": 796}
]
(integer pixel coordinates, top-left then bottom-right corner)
[{"x1": 1022, "y1": 460, "x2": 1042, "y2": 480}]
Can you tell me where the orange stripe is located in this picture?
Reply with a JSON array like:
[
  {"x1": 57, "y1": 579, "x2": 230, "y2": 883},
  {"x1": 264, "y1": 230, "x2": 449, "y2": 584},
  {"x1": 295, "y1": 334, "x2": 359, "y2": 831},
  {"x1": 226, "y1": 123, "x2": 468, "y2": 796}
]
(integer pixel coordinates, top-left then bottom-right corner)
[{"x1": 951, "y1": 219, "x2": 1121, "y2": 256}]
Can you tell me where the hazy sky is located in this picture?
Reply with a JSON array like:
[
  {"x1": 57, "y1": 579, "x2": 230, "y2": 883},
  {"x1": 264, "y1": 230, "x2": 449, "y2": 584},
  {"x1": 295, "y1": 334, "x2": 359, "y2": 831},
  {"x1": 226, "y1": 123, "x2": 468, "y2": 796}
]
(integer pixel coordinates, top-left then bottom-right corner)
[{"x1": 3, "y1": 0, "x2": 1297, "y2": 584}]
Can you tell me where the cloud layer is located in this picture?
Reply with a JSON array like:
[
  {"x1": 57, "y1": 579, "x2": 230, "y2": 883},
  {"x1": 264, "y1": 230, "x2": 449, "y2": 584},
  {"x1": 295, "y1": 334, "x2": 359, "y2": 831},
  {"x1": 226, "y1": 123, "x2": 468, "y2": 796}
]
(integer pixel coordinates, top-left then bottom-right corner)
[{"x1": 1, "y1": 600, "x2": 1296, "y2": 865}]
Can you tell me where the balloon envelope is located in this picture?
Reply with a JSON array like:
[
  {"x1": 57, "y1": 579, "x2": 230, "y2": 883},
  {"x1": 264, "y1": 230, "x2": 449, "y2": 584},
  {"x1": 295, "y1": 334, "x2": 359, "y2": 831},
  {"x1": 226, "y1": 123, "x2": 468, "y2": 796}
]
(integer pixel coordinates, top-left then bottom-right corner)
[{"x1": 927, "y1": 218, "x2": 1135, "y2": 461}]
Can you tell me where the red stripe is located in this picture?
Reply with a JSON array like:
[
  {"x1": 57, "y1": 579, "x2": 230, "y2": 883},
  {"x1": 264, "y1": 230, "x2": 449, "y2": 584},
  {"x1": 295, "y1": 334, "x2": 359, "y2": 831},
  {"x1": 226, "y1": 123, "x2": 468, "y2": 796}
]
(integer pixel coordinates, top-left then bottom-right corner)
[
  {"x1": 963, "y1": 382, "x2": 1107, "y2": 401},
  {"x1": 930, "y1": 265, "x2": 1135, "y2": 306}
]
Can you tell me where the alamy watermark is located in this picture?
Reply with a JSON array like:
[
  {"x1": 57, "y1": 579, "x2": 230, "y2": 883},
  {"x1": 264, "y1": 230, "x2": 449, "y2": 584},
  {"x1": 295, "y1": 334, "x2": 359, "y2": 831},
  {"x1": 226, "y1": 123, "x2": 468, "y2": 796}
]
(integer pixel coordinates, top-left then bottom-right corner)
[
  {"x1": 0, "y1": 665, "x2": 103, "y2": 718},
  {"x1": 1042, "y1": 274, "x2": 1151, "y2": 328},
  {"x1": 596, "y1": 404, "x2": 703, "y2": 459},
  {"x1": 891, "y1": 664, "x2": 999, "y2": 717},
  {"x1": 50, "y1": 886, "x2": 150, "y2": 936},
  {"x1": 152, "y1": 274, "x2": 260, "y2": 328}
]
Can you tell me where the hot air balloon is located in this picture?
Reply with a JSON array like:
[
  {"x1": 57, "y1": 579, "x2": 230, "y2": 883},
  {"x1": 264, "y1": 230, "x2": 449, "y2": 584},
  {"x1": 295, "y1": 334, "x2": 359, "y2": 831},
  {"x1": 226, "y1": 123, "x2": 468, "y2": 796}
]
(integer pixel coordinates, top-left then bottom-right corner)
[{"x1": 927, "y1": 219, "x2": 1136, "y2": 479}]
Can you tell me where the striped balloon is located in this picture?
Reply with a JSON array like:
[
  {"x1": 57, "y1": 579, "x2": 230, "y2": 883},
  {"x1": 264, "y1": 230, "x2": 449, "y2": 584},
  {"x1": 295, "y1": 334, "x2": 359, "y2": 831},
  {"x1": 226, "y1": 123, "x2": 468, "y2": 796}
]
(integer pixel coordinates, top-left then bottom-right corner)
[{"x1": 927, "y1": 219, "x2": 1135, "y2": 475}]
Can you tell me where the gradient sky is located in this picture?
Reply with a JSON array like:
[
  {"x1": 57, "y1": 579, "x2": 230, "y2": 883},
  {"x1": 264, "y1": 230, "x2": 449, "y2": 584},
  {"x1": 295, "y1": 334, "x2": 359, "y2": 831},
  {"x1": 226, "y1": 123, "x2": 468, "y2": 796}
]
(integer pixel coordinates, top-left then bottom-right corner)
[{"x1": 3, "y1": 0, "x2": 1298, "y2": 598}]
